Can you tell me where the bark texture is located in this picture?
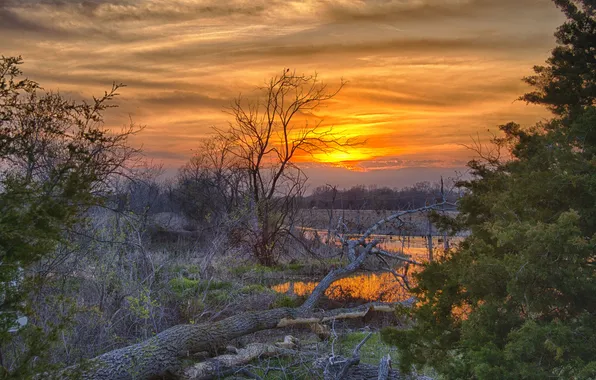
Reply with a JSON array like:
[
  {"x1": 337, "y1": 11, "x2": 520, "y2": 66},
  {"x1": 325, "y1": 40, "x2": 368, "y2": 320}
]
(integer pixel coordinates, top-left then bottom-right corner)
[
  {"x1": 55, "y1": 308, "x2": 296, "y2": 380},
  {"x1": 378, "y1": 355, "x2": 391, "y2": 380},
  {"x1": 181, "y1": 338, "x2": 301, "y2": 380}
]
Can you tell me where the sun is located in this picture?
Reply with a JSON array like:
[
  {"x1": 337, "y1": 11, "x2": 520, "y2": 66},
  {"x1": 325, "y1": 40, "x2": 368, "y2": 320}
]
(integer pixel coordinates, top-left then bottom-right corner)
[{"x1": 313, "y1": 149, "x2": 373, "y2": 164}]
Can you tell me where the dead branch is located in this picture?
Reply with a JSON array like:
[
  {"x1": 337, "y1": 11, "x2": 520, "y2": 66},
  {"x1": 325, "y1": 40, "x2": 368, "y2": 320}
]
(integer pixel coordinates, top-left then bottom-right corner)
[
  {"x1": 378, "y1": 354, "x2": 391, "y2": 380},
  {"x1": 181, "y1": 337, "x2": 303, "y2": 380}
]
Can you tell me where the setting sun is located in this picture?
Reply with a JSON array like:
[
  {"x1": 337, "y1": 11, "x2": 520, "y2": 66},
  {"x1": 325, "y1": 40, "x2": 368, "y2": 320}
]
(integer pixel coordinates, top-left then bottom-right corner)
[{"x1": 313, "y1": 149, "x2": 374, "y2": 165}]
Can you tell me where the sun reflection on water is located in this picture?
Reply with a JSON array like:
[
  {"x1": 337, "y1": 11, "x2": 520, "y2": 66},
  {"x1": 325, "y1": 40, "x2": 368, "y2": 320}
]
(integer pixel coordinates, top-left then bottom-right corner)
[{"x1": 273, "y1": 235, "x2": 458, "y2": 303}]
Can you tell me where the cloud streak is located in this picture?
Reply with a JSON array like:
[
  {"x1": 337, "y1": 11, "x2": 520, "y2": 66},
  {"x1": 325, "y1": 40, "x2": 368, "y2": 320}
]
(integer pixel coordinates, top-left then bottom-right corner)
[{"x1": 0, "y1": 0, "x2": 566, "y2": 187}]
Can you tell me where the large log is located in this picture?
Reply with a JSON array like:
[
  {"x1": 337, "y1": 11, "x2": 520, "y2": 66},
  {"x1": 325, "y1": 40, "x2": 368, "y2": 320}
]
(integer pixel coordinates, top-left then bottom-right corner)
[
  {"x1": 54, "y1": 308, "x2": 297, "y2": 379},
  {"x1": 51, "y1": 303, "x2": 400, "y2": 380}
]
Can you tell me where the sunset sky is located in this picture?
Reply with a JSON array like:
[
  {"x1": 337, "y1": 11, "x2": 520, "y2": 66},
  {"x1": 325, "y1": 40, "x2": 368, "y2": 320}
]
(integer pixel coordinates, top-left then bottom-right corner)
[{"x1": 1, "y1": 0, "x2": 565, "y2": 188}]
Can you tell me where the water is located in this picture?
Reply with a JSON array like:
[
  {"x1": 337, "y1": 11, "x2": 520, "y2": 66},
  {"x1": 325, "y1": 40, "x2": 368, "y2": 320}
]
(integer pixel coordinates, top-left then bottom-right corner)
[{"x1": 273, "y1": 234, "x2": 461, "y2": 303}]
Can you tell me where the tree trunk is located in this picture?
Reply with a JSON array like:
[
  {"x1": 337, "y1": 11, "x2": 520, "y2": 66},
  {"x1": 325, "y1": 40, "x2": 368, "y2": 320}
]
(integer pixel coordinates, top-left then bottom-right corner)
[
  {"x1": 53, "y1": 308, "x2": 297, "y2": 380},
  {"x1": 427, "y1": 213, "x2": 433, "y2": 262},
  {"x1": 181, "y1": 339, "x2": 302, "y2": 380}
]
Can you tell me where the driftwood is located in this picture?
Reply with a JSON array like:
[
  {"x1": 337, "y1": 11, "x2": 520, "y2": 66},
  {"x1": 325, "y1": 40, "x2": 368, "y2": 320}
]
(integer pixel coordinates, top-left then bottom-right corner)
[{"x1": 50, "y1": 204, "x2": 448, "y2": 380}]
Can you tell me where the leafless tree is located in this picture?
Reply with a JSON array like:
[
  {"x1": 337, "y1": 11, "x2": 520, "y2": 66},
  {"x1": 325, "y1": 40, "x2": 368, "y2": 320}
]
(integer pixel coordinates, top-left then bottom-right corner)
[
  {"x1": 176, "y1": 135, "x2": 245, "y2": 229},
  {"x1": 325, "y1": 184, "x2": 338, "y2": 245},
  {"x1": 217, "y1": 69, "x2": 355, "y2": 266}
]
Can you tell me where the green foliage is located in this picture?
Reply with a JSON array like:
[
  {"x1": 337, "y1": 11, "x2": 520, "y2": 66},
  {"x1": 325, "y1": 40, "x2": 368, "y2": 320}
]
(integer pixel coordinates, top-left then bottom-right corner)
[
  {"x1": 169, "y1": 277, "x2": 200, "y2": 298},
  {"x1": 0, "y1": 56, "x2": 138, "y2": 376},
  {"x1": 170, "y1": 277, "x2": 232, "y2": 297},
  {"x1": 284, "y1": 262, "x2": 305, "y2": 272},
  {"x1": 199, "y1": 280, "x2": 232, "y2": 292},
  {"x1": 521, "y1": 0, "x2": 596, "y2": 120},
  {"x1": 383, "y1": 3, "x2": 596, "y2": 378},
  {"x1": 338, "y1": 332, "x2": 396, "y2": 365},
  {"x1": 126, "y1": 289, "x2": 159, "y2": 321}
]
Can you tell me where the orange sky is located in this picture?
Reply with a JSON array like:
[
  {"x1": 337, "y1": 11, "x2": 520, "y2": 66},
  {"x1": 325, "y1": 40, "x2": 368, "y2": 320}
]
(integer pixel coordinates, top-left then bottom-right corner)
[{"x1": 1, "y1": 0, "x2": 565, "y2": 187}]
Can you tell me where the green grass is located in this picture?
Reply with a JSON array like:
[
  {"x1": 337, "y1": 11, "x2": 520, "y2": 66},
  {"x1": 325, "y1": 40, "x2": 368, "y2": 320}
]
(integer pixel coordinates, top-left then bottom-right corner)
[
  {"x1": 169, "y1": 277, "x2": 232, "y2": 298},
  {"x1": 270, "y1": 293, "x2": 303, "y2": 308},
  {"x1": 337, "y1": 331, "x2": 397, "y2": 365},
  {"x1": 245, "y1": 356, "x2": 311, "y2": 379},
  {"x1": 169, "y1": 277, "x2": 200, "y2": 297},
  {"x1": 240, "y1": 284, "x2": 271, "y2": 294},
  {"x1": 230, "y1": 263, "x2": 277, "y2": 276}
]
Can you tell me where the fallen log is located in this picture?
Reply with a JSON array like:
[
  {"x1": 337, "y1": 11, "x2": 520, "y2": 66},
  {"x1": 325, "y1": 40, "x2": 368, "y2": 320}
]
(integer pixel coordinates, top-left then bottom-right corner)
[
  {"x1": 52, "y1": 308, "x2": 297, "y2": 379},
  {"x1": 49, "y1": 303, "x2": 400, "y2": 380},
  {"x1": 181, "y1": 339, "x2": 303, "y2": 380},
  {"x1": 184, "y1": 333, "x2": 404, "y2": 380}
]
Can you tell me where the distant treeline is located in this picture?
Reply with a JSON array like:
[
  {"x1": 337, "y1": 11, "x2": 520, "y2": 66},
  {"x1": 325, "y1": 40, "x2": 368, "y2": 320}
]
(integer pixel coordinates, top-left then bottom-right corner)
[{"x1": 299, "y1": 181, "x2": 463, "y2": 210}]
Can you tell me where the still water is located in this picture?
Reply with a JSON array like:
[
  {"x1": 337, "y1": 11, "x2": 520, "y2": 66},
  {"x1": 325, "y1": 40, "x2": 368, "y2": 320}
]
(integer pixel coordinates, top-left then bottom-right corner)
[{"x1": 273, "y1": 234, "x2": 460, "y2": 303}]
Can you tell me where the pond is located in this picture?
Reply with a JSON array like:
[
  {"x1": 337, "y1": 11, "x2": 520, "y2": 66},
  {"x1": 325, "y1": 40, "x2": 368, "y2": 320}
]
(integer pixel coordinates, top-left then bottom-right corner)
[{"x1": 273, "y1": 234, "x2": 461, "y2": 303}]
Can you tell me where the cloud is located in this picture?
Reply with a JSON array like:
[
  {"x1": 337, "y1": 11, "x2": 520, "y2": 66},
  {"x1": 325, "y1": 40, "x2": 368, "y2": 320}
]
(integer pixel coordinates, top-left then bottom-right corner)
[
  {"x1": 301, "y1": 165, "x2": 469, "y2": 190},
  {"x1": 0, "y1": 0, "x2": 564, "y2": 186},
  {"x1": 322, "y1": 0, "x2": 558, "y2": 24},
  {"x1": 138, "y1": 91, "x2": 229, "y2": 111},
  {"x1": 2, "y1": 0, "x2": 276, "y2": 27},
  {"x1": 141, "y1": 149, "x2": 189, "y2": 161},
  {"x1": 0, "y1": 5, "x2": 68, "y2": 36}
]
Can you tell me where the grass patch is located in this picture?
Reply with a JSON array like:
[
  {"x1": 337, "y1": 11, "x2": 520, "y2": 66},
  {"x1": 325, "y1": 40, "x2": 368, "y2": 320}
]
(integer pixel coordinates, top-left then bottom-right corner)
[
  {"x1": 337, "y1": 332, "x2": 396, "y2": 365},
  {"x1": 270, "y1": 293, "x2": 303, "y2": 308},
  {"x1": 240, "y1": 284, "x2": 271, "y2": 294},
  {"x1": 248, "y1": 356, "x2": 311, "y2": 379},
  {"x1": 169, "y1": 277, "x2": 232, "y2": 298},
  {"x1": 230, "y1": 264, "x2": 278, "y2": 276},
  {"x1": 169, "y1": 277, "x2": 200, "y2": 297},
  {"x1": 283, "y1": 262, "x2": 304, "y2": 272}
]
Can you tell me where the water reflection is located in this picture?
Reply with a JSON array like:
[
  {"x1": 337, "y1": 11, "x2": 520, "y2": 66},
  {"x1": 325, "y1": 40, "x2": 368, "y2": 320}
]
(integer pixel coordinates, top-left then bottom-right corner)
[{"x1": 273, "y1": 235, "x2": 459, "y2": 303}]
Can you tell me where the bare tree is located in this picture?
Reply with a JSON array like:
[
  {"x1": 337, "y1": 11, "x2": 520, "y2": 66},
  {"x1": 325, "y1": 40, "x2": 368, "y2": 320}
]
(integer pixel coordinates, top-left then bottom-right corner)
[
  {"x1": 218, "y1": 69, "x2": 353, "y2": 266},
  {"x1": 176, "y1": 135, "x2": 245, "y2": 229},
  {"x1": 325, "y1": 184, "x2": 338, "y2": 245}
]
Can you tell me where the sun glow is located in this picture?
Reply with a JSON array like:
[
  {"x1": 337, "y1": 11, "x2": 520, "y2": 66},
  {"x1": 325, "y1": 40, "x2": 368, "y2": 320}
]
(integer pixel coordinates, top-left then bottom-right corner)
[{"x1": 314, "y1": 150, "x2": 373, "y2": 163}]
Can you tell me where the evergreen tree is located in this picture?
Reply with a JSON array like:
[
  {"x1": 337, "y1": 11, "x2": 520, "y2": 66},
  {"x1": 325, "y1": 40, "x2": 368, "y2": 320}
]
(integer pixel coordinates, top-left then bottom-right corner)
[
  {"x1": 0, "y1": 56, "x2": 139, "y2": 376},
  {"x1": 382, "y1": 1, "x2": 596, "y2": 378}
]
